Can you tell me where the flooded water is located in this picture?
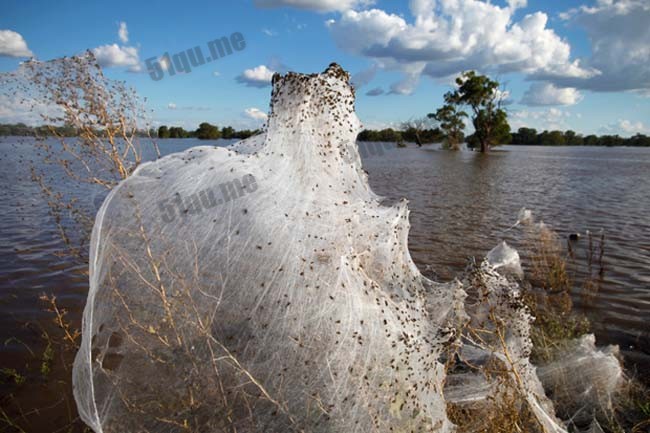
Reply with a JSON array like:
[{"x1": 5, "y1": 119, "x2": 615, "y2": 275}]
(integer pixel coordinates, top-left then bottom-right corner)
[{"x1": 1, "y1": 137, "x2": 649, "y2": 431}]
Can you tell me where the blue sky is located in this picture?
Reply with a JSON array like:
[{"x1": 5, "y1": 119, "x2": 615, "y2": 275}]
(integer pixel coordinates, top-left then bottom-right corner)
[{"x1": 1, "y1": 0, "x2": 649, "y2": 135}]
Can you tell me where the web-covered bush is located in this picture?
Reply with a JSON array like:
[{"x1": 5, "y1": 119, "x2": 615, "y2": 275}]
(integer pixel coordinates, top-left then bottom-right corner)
[{"x1": 73, "y1": 64, "x2": 623, "y2": 433}]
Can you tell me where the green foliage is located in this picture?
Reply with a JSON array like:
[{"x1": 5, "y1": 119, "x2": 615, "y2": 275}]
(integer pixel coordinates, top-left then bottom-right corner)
[
  {"x1": 168, "y1": 126, "x2": 190, "y2": 138},
  {"x1": 0, "y1": 368, "x2": 26, "y2": 386},
  {"x1": 357, "y1": 128, "x2": 400, "y2": 142},
  {"x1": 158, "y1": 125, "x2": 170, "y2": 139},
  {"x1": 0, "y1": 123, "x2": 78, "y2": 137},
  {"x1": 539, "y1": 130, "x2": 566, "y2": 146},
  {"x1": 448, "y1": 71, "x2": 499, "y2": 111},
  {"x1": 195, "y1": 122, "x2": 221, "y2": 140},
  {"x1": 0, "y1": 123, "x2": 263, "y2": 140},
  {"x1": 221, "y1": 126, "x2": 235, "y2": 139},
  {"x1": 438, "y1": 71, "x2": 511, "y2": 152},
  {"x1": 429, "y1": 104, "x2": 466, "y2": 150},
  {"x1": 513, "y1": 127, "x2": 538, "y2": 144},
  {"x1": 357, "y1": 127, "x2": 443, "y2": 144},
  {"x1": 40, "y1": 340, "x2": 54, "y2": 377},
  {"x1": 401, "y1": 127, "x2": 444, "y2": 144},
  {"x1": 510, "y1": 128, "x2": 650, "y2": 146}
]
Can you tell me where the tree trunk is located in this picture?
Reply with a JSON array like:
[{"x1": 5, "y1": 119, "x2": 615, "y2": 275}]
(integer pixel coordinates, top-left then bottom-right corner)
[
  {"x1": 415, "y1": 131, "x2": 423, "y2": 147},
  {"x1": 480, "y1": 139, "x2": 488, "y2": 153}
]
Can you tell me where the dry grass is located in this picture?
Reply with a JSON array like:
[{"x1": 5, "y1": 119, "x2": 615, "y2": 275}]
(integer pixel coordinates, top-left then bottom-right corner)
[
  {"x1": 448, "y1": 387, "x2": 542, "y2": 433},
  {"x1": 521, "y1": 222, "x2": 649, "y2": 433},
  {"x1": 522, "y1": 223, "x2": 592, "y2": 363},
  {"x1": 1, "y1": 52, "x2": 151, "y2": 433}
]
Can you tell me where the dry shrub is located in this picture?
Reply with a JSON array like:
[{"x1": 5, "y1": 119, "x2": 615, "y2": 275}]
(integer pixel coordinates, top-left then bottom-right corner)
[
  {"x1": 2, "y1": 51, "x2": 157, "y2": 259},
  {"x1": 520, "y1": 222, "x2": 649, "y2": 433},
  {"x1": 0, "y1": 52, "x2": 155, "y2": 433}
]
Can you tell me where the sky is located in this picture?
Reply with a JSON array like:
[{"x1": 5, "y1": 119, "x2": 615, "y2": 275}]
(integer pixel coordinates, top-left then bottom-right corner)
[{"x1": 1, "y1": 0, "x2": 649, "y2": 136}]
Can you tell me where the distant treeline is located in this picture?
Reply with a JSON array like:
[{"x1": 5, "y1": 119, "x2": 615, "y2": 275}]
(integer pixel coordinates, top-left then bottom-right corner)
[
  {"x1": 0, "y1": 123, "x2": 157, "y2": 138},
  {"x1": 510, "y1": 127, "x2": 650, "y2": 147},
  {"x1": 0, "y1": 123, "x2": 82, "y2": 137},
  {"x1": 357, "y1": 127, "x2": 444, "y2": 144},
  {"x1": 3, "y1": 122, "x2": 649, "y2": 147},
  {"x1": 0, "y1": 122, "x2": 260, "y2": 140},
  {"x1": 157, "y1": 123, "x2": 260, "y2": 140}
]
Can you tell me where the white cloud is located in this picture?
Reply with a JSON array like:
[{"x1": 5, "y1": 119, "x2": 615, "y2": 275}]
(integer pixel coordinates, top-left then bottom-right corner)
[
  {"x1": 118, "y1": 22, "x2": 129, "y2": 43},
  {"x1": 213, "y1": 71, "x2": 221, "y2": 77},
  {"x1": 0, "y1": 93, "x2": 62, "y2": 125},
  {"x1": 167, "y1": 103, "x2": 177, "y2": 110},
  {"x1": 507, "y1": 0, "x2": 527, "y2": 11},
  {"x1": 244, "y1": 107, "x2": 269, "y2": 121},
  {"x1": 254, "y1": 0, "x2": 374, "y2": 12},
  {"x1": 511, "y1": 108, "x2": 571, "y2": 130},
  {"x1": 237, "y1": 65, "x2": 276, "y2": 87},
  {"x1": 89, "y1": 22, "x2": 143, "y2": 72},
  {"x1": 325, "y1": 1, "x2": 594, "y2": 95},
  {"x1": 619, "y1": 119, "x2": 647, "y2": 134},
  {"x1": 601, "y1": 119, "x2": 648, "y2": 136},
  {"x1": 262, "y1": 28, "x2": 277, "y2": 37},
  {"x1": 547, "y1": 0, "x2": 650, "y2": 93},
  {"x1": 521, "y1": 82, "x2": 582, "y2": 106},
  {"x1": 92, "y1": 44, "x2": 141, "y2": 72},
  {"x1": 0, "y1": 30, "x2": 33, "y2": 57}
]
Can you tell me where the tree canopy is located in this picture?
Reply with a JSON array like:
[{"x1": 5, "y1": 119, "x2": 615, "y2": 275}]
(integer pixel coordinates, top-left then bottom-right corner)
[
  {"x1": 441, "y1": 71, "x2": 511, "y2": 152},
  {"x1": 428, "y1": 105, "x2": 466, "y2": 150},
  {"x1": 196, "y1": 122, "x2": 221, "y2": 140}
]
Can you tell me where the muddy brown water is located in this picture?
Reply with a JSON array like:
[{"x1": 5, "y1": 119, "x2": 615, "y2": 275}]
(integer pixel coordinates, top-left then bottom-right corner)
[{"x1": 1, "y1": 138, "x2": 649, "y2": 431}]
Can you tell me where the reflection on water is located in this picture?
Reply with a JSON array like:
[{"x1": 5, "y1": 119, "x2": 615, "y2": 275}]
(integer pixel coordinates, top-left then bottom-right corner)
[{"x1": 0, "y1": 138, "x2": 649, "y2": 427}]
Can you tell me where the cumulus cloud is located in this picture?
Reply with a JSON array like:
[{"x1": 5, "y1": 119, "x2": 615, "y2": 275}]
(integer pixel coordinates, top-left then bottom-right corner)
[
  {"x1": 118, "y1": 22, "x2": 129, "y2": 43},
  {"x1": 254, "y1": 0, "x2": 374, "y2": 12},
  {"x1": 601, "y1": 119, "x2": 648, "y2": 136},
  {"x1": 167, "y1": 103, "x2": 177, "y2": 110},
  {"x1": 507, "y1": 0, "x2": 528, "y2": 11},
  {"x1": 511, "y1": 107, "x2": 572, "y2": 130},
  {"x1": 92, "y1": 44, "x2": 141, "y2": 72},
  {"x1": 237, "y1": 65, "x2": 276, "y2": 87},
  {"x1": 90, "y1": 22, "x2": 142, "y2": 72},
  {"x1": 521, "y1": 82, "x2": 582, "y2": 106},
  {"x1": 0, "y1": 30, "x2": 33, "y2": 57},
  {"x1": 618, "y1": 119, "x2": 648, "y2": 133},
  {"x1": 547, "y1": 0, "x2": 650, "y2": 93},
  {"x1": 244, "y1": 107, "x2": 269, "y2": 121},
  {"x1": 325, "y1": 1, "x2": 594, "y2": 94}
]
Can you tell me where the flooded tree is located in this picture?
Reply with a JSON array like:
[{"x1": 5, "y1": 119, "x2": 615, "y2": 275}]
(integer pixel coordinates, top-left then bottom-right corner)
[
  {"x1": 400, "y1": 117, "x2": 440, "y2": 146},
  {"x1": 429, "y1": 104, "x2": 466, "y2": 150},
  {"x1": 441, "y1": 71, "x2": 511, "y2": 153}
]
